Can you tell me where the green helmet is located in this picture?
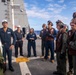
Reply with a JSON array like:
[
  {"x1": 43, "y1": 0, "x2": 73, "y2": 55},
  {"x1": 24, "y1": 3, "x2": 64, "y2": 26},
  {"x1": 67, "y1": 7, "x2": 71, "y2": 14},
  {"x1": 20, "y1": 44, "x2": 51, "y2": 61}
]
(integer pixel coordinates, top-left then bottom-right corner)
[{"x1": 56, "y1": 20, "x2": 64, "y2": 28}]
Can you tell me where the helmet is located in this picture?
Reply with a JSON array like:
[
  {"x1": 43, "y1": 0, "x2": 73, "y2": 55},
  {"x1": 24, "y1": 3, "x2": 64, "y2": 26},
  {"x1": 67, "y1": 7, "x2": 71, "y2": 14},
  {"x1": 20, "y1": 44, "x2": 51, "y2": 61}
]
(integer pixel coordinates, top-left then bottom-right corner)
[{"x1": 73, "y1": 12, "x2": 76, "y2": 19}]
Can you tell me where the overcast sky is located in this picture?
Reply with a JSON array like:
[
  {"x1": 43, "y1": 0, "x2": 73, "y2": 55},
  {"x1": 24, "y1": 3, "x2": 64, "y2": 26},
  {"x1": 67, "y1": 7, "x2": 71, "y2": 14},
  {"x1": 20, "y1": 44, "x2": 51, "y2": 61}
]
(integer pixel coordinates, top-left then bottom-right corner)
[{"x1": 24, "y1": 0, "x2": 76, "y2": 30}]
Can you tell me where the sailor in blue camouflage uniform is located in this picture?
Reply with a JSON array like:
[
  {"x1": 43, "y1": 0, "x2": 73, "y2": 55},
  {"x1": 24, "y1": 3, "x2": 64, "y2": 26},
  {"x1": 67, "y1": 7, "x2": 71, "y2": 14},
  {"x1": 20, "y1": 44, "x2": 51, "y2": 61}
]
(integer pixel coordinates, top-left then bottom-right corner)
[
  {"x1": 0, "y1": 20, "x2": 16, "y2": 72},
  {"x1": 26, "y1": 28, "x2": 37, "y2": 57}
]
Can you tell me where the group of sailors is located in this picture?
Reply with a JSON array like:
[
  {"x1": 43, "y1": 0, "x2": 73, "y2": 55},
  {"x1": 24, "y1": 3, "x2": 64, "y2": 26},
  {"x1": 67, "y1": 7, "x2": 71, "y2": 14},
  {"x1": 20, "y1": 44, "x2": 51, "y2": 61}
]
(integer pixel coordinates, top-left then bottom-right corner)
[
  {"x1": 0, "y1": 12, "x2": 76, "y2": 75},
  {"x1": 40, "y1": 12, "x2": 76, "y2": 75}
]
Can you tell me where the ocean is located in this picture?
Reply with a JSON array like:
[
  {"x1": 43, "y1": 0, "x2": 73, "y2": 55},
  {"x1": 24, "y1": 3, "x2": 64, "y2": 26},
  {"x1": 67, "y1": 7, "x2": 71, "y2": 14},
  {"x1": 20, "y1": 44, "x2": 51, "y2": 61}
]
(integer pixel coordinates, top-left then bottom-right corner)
[{"x1": 35, "y1": 30, "x2": 40, "y2": 35}]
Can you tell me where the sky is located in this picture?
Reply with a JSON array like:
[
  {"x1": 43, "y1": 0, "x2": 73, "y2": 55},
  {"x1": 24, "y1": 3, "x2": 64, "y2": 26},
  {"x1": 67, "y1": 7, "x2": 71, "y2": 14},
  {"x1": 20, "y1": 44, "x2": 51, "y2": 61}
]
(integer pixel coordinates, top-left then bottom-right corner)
[{"x1": 24, "y1": 0, "x2": 76, "y2": 30}]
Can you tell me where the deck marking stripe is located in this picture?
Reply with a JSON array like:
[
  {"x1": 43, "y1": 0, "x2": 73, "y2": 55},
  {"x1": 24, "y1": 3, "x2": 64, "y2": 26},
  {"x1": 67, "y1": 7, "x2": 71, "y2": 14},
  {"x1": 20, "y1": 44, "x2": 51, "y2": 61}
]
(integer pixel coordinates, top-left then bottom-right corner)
[{"x1": 19, "y1": 62, "x2": 32, "y2": 75}]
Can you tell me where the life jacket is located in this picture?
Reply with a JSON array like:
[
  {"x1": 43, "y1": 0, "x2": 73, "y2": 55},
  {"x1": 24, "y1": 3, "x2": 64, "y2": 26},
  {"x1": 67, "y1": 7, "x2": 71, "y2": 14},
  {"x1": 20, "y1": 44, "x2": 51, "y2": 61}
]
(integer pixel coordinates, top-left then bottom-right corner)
[
  {"x1": 40, "y1": 29, "x2": 48, "y2": 41},
  {"x1": 68, "y1": 30, "x2": 76, "y2": 55},
  {"x1": 46, "y1": 28, "x2": 56, "y2": 41},
  {"x1": 56, "y1": 31, "x2": 63, "y2": 52},
  {"x1": 67, "y1": 30, "x2": 74, "y2": 44},
  {"x1": 56, "y1": 31, "x2": 67, "y2": 52}
]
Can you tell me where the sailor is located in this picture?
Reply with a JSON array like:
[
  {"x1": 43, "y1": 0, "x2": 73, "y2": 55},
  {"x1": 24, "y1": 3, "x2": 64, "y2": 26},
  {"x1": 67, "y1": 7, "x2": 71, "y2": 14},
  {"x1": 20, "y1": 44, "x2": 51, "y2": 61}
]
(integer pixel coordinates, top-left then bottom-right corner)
[
  {"x1": 0, "y1": 19, "x2": 16, "y2": 72},
  {"x1": 26, "y1": 28, "x2": 37, "y2": 57},
  {"x1": 14, "y1": 25, "x2": 25, "y2": 58},
  {"x1": 40, "y1": 24, "x2": 47, "y2": 57},
  {"x1": 44, "y1": 21, "x2": 57, "y2": 63},
  {"x1": 68, "y1": 18, "x2": 76, "y2": 75},
  {"x1": 53, "y1": 20, "x2": 67, "y2": 75}
]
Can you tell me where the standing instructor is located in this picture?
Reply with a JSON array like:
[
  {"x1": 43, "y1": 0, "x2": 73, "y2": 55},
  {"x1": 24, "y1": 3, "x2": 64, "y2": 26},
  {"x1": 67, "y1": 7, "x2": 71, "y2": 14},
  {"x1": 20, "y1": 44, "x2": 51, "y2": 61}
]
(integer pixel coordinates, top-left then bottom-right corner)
[{"x1": 0, "y1": 20, "x2": 16, "y2": 72}]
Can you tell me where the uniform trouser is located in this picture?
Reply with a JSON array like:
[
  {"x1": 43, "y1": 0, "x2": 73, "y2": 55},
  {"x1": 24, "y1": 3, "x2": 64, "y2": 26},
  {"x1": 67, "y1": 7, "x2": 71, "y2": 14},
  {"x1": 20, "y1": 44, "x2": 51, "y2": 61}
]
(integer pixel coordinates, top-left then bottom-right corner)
[
  {"x1": 41, "y1": 40, "x2": 46, "y2": 56},
  {"x1": 3, "y1": 44, "x2": 12, "y2": 68},
  {"x1": 56, "y1": 52, "x2": 66, "y2": 75},
  {"x1": 73, "y1": 56, "x2": 76, "y2": 75},
  {"x1": 15, "y1": 41, "x2": 23, "y2": 57},
  {"x1": 44, "y1": 40, "x2": 54, "y2": 60},
  {"x1": 68, "y1": 53, "x2": 73, "y2": 71},
  {"x1": 27, "y1": 41, "x2": 37, "y2": 57}
]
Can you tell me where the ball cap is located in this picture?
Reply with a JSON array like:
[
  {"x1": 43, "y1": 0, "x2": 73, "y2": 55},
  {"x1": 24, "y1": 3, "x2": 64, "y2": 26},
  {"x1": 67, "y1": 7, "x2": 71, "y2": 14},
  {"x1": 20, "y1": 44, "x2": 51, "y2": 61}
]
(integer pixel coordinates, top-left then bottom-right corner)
[
  {"x1": 2, "y1": 19, "x2": 8, "y2": 23},
  {"x1": 17, "y1": 25, "x2": 21, "y2": 28}
]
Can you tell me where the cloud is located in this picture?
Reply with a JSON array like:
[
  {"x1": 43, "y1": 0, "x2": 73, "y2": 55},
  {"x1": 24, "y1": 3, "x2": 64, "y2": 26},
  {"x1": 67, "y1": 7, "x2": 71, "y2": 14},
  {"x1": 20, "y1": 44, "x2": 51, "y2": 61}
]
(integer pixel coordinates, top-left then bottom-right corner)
[
  {"x1": 25, "y1": 3, "x2": 68, "y2": 22},
  {"x1": 72, "y1": 7, "x2": 76, "y2": 10},
  {"x1": 58, "y1": 0, "x2": 64, "y2": 3},
  {"x1": 69, "y1": 1, "x2": 76, "y2": 10},
  {"x1": 53, "y1": 15, "x2": 68, "y2": 21},
  {"x1": 47, "y1": 4, "x2": 66, "y2": 13},
  {"x1": 26, "y1": 7, "x2": 50, "y2": 19},
  {"x1": 69, "y1": 1, "x2": 76, "y2": 6},
  {"x1": 24, "y1": 1, "x2": 71, "y2": 29},
  {"x1": 45, "y1": 0, "x2": 53, "y2": 2}
]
